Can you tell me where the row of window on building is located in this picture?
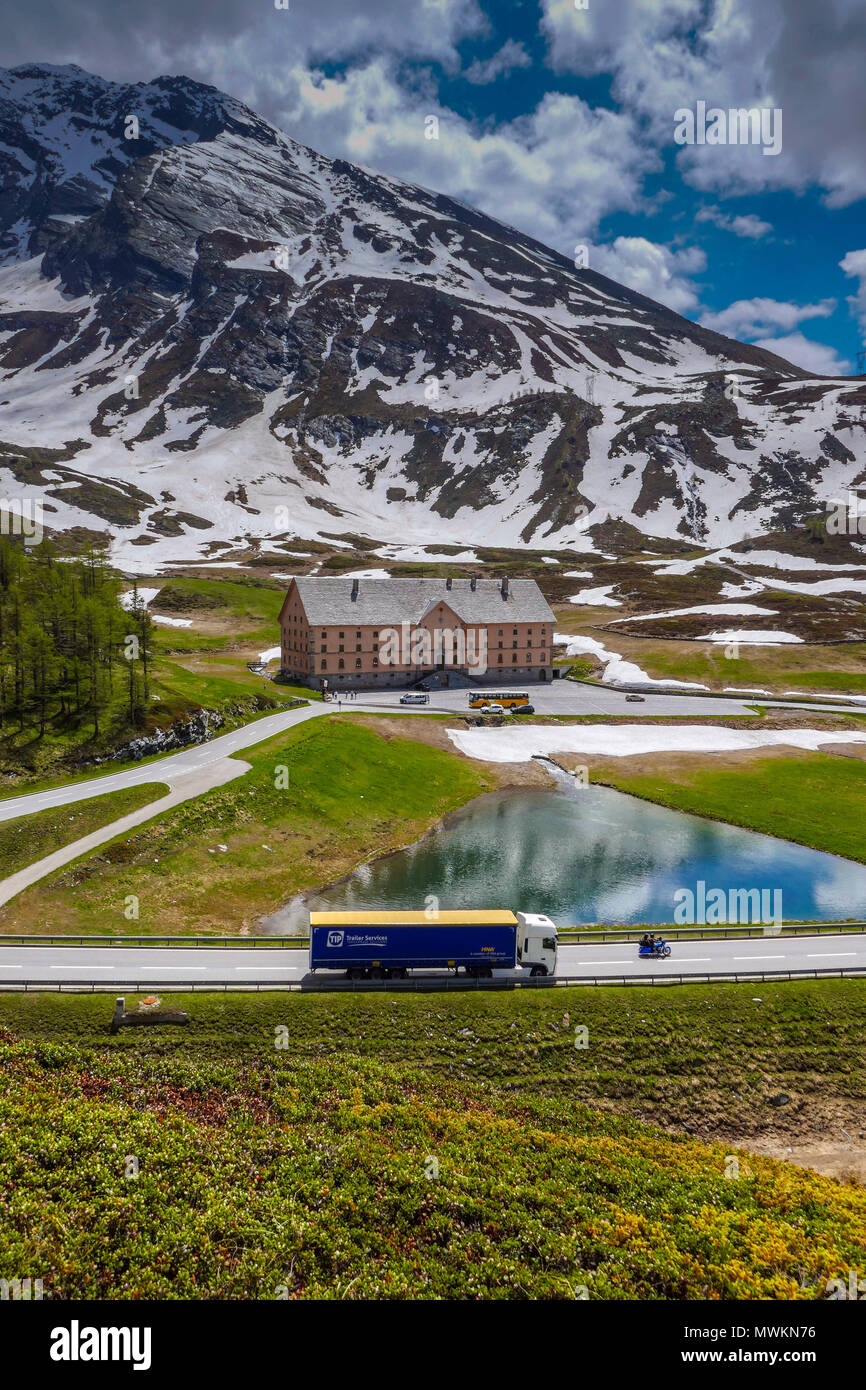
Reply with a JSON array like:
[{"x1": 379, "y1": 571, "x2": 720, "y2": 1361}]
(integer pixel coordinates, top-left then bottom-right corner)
[
  {"x1": 286, "y1": 640, "x2": 549, "y2": 655},
  {"x1": 283, "y1": 621, "x2": 548, "y2": 655},
  {"x1": 309, "y1": 652, "x2": 547, "y2": 671}
]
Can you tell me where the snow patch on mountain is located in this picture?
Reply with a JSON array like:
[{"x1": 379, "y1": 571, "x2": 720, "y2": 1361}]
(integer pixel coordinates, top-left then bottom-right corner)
[{"x1": 0, "y1": 63, "x2": 864, "y2": 568}]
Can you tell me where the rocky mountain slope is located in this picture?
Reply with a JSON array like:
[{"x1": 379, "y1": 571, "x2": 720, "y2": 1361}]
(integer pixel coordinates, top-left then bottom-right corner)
[{"x1": 1, "y1": 62, "x2": 864, "y2": 571}]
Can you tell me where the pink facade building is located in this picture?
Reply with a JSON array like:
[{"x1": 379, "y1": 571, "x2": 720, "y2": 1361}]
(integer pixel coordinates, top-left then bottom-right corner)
[{"x1": 278, "y1": 575, "x2": 555, "y2": 691}]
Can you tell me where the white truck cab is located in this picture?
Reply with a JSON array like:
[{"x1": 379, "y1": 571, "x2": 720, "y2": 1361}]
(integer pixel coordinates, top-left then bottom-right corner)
[{"x1": 516, "y1": 912, "x2": 558, "y2": 977}]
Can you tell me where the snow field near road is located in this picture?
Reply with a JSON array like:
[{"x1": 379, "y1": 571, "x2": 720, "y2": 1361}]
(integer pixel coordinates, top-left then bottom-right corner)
[
  {"x1": 569, "y1": 585, "x2": 621, "y2": 607},
  {"x1": 783, "y1": 691, "x2": 866, "y2": 705},
  {"x1": 553, "y1": 632, "x2": 709, "y2": 689},
  {"x1": 611, "y1": 602, "x2": 777, "y2": 623},
  {"x1": 447, "y1": 725, "x2": 866, "y2": 763},
  {"x1": 705, "y1": 629, "x2": 804, "y2": 645}
]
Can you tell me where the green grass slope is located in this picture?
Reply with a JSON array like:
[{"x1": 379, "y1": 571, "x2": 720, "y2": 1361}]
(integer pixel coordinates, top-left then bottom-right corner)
[
  {"x1": 0, "y1": 719, "x2": 494, "y2": 935},
  {"x1": 2, "y1": 981, "x2": 865, "y2": 1298},
  {"x1": 0, "y1": 785, "x2": 168, "y2": 880},
  {"x1": 594, "y1": 751, "x2": 866, "y2": 864}
]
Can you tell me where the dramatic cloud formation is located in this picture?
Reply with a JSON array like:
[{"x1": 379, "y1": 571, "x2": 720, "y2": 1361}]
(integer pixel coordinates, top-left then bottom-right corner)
[
  {"x1": 2, "y1": 0, "x2": 487, "y2": 77},
  {"x1": 594, "y1": 237, "x2": 706, "y2": 314},
  {"x1": 1, "y1": 0, "x2": 862, "y2": 364},
  {"x1": 542, "y1": 0, "x2": 866, "y2": 206},
  {"x1": 0, "y1": 2, "x2": 657, "y2": 255}
]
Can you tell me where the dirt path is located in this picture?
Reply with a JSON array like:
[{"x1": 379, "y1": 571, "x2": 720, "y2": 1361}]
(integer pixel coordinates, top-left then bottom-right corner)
[{"x1": 745, "y1": 1139, "x2": 866, "y2": 1184}]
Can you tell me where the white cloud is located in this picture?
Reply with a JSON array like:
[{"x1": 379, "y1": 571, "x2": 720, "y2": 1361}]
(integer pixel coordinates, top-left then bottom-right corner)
[
  {"x1": 699, "y1": 297, "x2": 836, "y2": 339},
  {"x1": 695, "y1": 207, "x2": 772, "y2": 239},
  {"x1": 749, "y1": 332, "x2": 850, "y2": 376},
  {"x1": 541, "y1": 0, "x2": 700, "y2": 76},
  {"x1": 4, "y1": 0, "x2": 489, "y2": 80},
  {"x1": 840, "y1": 248, "x2": 866, "y2": 339},
  {"x1": 697, "y1": 297, "x2": 848, "y2": 372},
  {"x1": 464, "y1": 39, "x2": 531, "y2": 85},
  {"x1": 541, "y1": 0, "x2": 866, "y2": 207},
  {"x1": 593, "y1": 236, "x2": 706, "y2": 313}
]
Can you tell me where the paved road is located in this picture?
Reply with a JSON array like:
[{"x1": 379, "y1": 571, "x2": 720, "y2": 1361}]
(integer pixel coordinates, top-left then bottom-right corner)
[
  {"x1": 2, "y1": 683, "x2": 863, "y2": 827},
  {"x1": 0, "y1": 701, "x2": 329, "y2": 825},
  {"x1": 0, "y1": 759, "x2": 247, "y2": 909},
  {"x1": 1, "y1": 932, "x2": 863, "y2": 987},
  {"x1": 356, "y1": 685, "x2": 866, "y2": 719}
]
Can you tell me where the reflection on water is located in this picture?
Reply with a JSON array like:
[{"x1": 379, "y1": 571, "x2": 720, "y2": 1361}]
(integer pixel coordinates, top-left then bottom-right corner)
[{"x1": 261, "y1": 774, "x2": 866, "y2": 932}]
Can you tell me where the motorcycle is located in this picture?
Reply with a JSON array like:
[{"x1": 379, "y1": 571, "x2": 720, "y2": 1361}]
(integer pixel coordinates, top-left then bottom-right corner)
[{"x1": 638, "y1": 937, "x2": 671, "y2": 959}]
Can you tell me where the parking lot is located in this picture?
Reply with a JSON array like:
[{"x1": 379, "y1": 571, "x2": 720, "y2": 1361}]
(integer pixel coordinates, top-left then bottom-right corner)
[{"x1": 328, "y1": 681, "x2": 860, "y2": 719}]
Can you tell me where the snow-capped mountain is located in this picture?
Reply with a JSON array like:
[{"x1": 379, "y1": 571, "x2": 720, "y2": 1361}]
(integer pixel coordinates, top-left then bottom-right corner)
[{"x1": 1, "y1": 62, "x2": 864, "y2": 569}]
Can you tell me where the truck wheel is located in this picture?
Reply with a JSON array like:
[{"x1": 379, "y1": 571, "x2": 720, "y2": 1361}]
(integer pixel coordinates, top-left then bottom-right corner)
[
  {"x1": 347, "y1": 968, "x2": 365, "y2": 981},
  {"x1": 530, "y1": 965, "x2": 548, "y2": 977}
]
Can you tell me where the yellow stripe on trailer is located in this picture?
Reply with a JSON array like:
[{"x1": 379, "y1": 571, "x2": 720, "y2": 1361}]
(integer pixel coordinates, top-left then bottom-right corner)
[{"x1": 310, "y1": 910, "x2": 518, "y2": 927}]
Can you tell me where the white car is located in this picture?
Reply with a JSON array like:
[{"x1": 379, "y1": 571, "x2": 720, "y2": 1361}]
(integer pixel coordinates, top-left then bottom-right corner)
[
  {"x1": 400, "y1": 691, "x2": 429, "y2": 704},
  {"x1": 484, "y1": 703, "x2": 506, "y2": 715}
]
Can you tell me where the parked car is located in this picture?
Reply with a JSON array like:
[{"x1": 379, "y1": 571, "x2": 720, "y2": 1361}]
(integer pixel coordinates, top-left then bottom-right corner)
[
  {"x1": 484, "y1": 703, "x2": 506, "y2": 715},
  {"x1": 625, "y1": 694, "x2": 646, "y2": 703},
  {"x1": 400, "y1": 691, "x2": 429, "y2": 704}
]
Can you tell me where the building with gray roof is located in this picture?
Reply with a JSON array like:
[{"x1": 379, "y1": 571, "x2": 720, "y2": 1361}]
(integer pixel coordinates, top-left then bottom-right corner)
[{"x1": 278, "y1": 575, "x2": 555, "y2": 690}]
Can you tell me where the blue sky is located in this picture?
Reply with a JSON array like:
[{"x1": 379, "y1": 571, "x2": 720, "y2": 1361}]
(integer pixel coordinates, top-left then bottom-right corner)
[
  {"x1": 4, "y1": 0, "x2": 866, "y2": 375},
  {"x1": 429, "y1": 0, "x2": 866, "y2": 373}
]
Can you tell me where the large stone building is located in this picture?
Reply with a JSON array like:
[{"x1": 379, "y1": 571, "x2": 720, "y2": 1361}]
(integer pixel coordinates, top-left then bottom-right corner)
[{"x1": 278, "y1": 576, "x2": 556, "y2": 690}]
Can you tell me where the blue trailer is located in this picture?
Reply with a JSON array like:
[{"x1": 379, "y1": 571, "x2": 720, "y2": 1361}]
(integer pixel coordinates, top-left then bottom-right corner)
[{"x1": 309, "y1": 910, "x2": 558, "y2": 979}]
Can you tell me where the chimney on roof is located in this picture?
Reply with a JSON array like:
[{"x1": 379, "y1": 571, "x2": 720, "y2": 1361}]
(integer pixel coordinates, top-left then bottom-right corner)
[
  {"x1": 351, "y1": 577, "x2": 359, "y2": 600},
  {"x1": 501, "y1": 576, "x2": 509, "y2": 599},
  {"x1": 446, "y1": 575, "x2": 452, "y2": 590},
  {"x1": 470, "y1": 575, "x2": 477, "y2": 591}
]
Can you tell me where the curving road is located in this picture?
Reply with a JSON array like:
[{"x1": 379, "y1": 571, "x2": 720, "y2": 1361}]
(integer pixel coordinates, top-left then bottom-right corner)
[
  {"x1": 1, "y1": 931, "x2": 864, "y2": 988},
  {"x1": 0, "y1": 700, "x2": 329, "y2": 824},
  {"x1": 2, "y1": 682, "x2": 865, "y2": 827},
  {"x1": 2, "y1": 683, "x2": 865, "y2": 911}
]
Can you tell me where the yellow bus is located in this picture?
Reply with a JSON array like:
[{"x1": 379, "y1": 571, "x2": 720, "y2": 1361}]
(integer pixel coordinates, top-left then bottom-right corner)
[{"x1": 468, "y1": 691, "x2": 531, "y2": 709}]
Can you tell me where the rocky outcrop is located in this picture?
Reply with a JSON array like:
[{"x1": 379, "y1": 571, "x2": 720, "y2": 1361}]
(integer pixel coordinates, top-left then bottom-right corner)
[{"x1": 95, "y1": 708, "x2": 226, "y2": 763}]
